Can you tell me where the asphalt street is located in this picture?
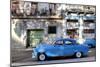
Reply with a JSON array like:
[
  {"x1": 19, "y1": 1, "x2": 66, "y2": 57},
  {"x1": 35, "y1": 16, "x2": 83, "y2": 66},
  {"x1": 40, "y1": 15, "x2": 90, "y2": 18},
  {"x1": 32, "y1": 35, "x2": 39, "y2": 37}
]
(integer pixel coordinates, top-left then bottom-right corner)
[{"x1": 11, "y1": 48, "x2": 96, "y2": 66}]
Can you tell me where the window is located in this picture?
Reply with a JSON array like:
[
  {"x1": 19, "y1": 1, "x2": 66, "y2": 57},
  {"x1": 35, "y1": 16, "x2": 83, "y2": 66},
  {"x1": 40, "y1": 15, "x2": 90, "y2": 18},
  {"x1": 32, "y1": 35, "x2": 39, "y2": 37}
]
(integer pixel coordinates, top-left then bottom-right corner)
[
  {"x1": 65, "y1": 40, "x2": 73, "y2": 45},
  {"x1": 84, "y1": 20, "x2": 94, "y2": 23},
  {"x1": 48, "y1": 26, "x2": 56, "y2": 34},
  {"x1": 55, "y1": 40, "x2": 63, "y2": 45},
  {"x1": 83, "y1": 29, "x2": 95, "y2": 33}
]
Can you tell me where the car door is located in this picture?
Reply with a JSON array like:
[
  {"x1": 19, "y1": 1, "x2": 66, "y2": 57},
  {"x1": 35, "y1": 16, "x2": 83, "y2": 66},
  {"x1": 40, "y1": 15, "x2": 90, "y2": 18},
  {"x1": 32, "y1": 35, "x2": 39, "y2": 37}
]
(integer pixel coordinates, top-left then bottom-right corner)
[
  {"x1": 63, "y1": 40, "x2": 75, "y2": 56},
  {"x1": 53, "y1": 40, "x2": 64, "y2": 56},
  {"x1": 45, "y1": 40, "x2": 64, "y2": 57}
]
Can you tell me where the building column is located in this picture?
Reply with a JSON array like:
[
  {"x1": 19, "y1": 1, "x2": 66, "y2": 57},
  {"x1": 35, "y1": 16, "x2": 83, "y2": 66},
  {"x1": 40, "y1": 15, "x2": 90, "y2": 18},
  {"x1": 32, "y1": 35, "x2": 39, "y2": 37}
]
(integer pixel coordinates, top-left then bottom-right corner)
[
  {"x1": 78, "y1": 17, "x2": 84, "y2": 44},
  {"x1": 19, "y1": 1, "x2": 24, "y2": 14},
  {"x1": 44, "y1": 21, "x2": 48, "y2": 36},
  {"x1": 62, "y1": 19, "x2": 67, "y2": 38}
]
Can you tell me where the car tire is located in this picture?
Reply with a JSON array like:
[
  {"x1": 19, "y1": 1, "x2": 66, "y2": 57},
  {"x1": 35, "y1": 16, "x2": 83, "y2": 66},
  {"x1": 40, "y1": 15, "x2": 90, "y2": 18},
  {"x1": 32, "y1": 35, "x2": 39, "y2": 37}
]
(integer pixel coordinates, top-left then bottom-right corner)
[
  {"x1": 75, "y1": 52, "x2": 82, "y2": 58},
  {"x1": 38, "y1": 53, "x2": 47, "y2": 61}
]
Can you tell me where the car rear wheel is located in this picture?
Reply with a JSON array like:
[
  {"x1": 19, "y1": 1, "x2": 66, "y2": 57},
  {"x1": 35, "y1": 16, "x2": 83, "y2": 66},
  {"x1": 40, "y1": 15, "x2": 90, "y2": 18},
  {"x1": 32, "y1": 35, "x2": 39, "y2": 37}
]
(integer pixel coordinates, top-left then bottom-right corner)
[
  {"x1": 75, "y1": 52, "x2": 82, "y2": 58},
  {"x1": 38, "y1": 53, "x2": 46, "y2": 61}
]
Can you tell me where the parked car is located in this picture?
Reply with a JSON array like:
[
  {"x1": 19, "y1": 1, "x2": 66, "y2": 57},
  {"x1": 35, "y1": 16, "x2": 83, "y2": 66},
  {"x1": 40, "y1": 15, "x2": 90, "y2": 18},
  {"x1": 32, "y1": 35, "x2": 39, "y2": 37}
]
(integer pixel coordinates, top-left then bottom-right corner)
[
  {"x1": 32, "y1": 38, "x2": 89, "y2": 61},
  {"x1": 83, "y1": 38, "x2": 96, "y2": 48}
]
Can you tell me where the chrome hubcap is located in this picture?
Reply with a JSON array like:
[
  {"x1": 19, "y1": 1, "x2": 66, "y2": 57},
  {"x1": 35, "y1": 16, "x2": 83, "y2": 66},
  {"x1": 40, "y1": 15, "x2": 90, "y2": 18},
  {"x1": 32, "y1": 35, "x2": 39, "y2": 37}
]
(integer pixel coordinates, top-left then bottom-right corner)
[
  {"x1": 76, "y1": 52, "x2": 82, "y2": 58},
  {"x1": 39, "y1": 54, "x2": 45, "y2": 61}
]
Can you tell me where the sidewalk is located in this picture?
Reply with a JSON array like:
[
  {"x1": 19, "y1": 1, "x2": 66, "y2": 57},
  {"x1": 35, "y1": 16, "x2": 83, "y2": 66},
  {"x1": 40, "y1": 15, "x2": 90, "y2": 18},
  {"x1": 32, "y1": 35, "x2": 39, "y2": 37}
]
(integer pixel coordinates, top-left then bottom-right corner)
[{"x1": 11, "y1": 47, "x2": 33, "y2": 63}]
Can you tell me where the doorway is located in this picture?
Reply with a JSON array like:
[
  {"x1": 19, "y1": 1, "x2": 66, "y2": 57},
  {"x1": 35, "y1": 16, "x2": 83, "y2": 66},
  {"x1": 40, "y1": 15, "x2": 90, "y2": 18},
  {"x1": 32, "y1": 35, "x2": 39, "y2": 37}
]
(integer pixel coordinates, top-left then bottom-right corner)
[{"x1": 26, "y1": 29, "x2": 44, "y2": 48}]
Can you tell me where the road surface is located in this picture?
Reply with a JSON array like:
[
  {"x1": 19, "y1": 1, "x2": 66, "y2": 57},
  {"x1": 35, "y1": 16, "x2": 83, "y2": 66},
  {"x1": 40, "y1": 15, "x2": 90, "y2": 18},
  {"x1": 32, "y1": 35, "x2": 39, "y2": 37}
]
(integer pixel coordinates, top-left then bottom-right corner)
[{"x1": 11, "y1": 48, "x2": 96, "y2": 66}]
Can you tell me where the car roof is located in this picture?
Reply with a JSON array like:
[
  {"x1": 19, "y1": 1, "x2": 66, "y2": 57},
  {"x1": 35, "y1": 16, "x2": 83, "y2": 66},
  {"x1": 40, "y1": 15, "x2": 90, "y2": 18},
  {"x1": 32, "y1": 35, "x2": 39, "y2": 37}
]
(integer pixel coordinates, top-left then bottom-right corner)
[
  {"x1": 55, "y1": 38, "x2": 77, "y2": 44},
  {"x1": 56, "y1": 38, "x2": 76, "y2": 41}
]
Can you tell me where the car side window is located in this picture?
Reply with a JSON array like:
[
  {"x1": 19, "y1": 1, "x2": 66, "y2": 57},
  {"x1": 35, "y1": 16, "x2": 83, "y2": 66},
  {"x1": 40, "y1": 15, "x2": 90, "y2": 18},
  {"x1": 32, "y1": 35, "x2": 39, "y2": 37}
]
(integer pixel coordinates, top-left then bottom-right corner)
[
  {"x1": 55, "y1": 40, "x2": 64, "y2": 45},
  {"x1": 65, "y1": 40, "x2": 73, "y2": 45}
]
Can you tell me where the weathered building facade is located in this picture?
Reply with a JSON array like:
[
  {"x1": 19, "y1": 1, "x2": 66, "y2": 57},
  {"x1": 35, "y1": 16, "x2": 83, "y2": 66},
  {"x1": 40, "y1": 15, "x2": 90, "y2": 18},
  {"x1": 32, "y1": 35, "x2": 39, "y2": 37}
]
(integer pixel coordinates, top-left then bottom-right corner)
[{"x1": 11, "y1": 0, "x2": 96, "y2": 48}]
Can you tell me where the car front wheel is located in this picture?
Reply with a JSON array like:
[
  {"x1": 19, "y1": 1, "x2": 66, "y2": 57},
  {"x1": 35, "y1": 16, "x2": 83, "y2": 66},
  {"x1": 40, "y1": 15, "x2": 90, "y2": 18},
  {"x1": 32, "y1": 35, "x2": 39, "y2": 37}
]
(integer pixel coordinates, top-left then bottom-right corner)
[
  {"x1": 75, "y1": 52, "x2": 82, "y2": 58},
  {"x1": 38, "y1": 53, "x2": 47, "y2": 61}
]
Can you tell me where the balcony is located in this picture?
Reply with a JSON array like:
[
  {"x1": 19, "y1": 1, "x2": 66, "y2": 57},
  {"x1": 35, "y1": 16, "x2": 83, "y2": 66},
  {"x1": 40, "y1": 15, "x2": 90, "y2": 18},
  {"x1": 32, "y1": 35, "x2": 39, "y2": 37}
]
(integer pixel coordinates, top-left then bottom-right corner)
[
  {"x1": 83, "y1": 15, "x2": 96, "y2": 20},
  {"x1": 65, "y1": 13, "x2": 79, "y2": 20},
  {"x1": 83, "y1": 23, "x2": 95, "y2": 29},
  {"x1": 66, "y1": 22, "x2": 79, "y2": 29},
  {"x1": 66, "y1": 4, "x2": 84, "y2": 12}
]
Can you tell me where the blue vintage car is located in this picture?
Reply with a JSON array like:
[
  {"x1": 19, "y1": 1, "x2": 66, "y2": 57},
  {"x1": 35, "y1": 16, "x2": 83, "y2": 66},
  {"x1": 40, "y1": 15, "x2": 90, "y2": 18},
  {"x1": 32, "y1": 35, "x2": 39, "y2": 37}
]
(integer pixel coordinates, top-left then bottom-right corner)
[
  {"x1": 83, "y1": 38, "x2": 96, "y2": 48},
  {"x1": 32, "y1": 38, "x2": 89, "y2": 61}
]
